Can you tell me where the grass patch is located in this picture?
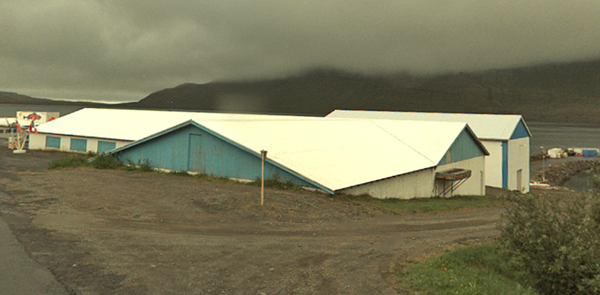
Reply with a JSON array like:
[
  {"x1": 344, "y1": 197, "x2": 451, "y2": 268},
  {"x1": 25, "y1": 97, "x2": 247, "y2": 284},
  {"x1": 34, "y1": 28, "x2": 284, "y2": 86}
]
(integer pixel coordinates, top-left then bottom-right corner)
[
  {"x1": 249, "y1": 178, "x2": 301, "y2": 191},
  {"x1": 166, "y1": 171, "x2": 194, "y2": 177},
  {"x1": 90, "y1": 153, "x2": 125, "y2": 169},
  {"x1": 48, "y1": 154, "x2": 90, "y2": 169},
  {"x1": 399, "y1": 242, "x2": 537, "y2": 295},
  {"x1": 340, "y1": 194, "x2": 507, "y2": 215},
  {"x1": 49, "y1": 153, "x2": 155, "y2": 173},
  {"x1": 124, "y1": 159, "x2": 153, "y2": 172}
]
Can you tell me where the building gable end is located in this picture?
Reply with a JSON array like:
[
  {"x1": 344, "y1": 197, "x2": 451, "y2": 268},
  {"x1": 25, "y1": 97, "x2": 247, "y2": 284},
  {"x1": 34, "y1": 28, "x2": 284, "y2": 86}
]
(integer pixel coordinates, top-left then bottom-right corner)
[
  {"x1": 438, "y1": 128, "x2": 487, "y2": 165},
  {"x1": 510, "y1": 120, "x2": 530, "y2": 139},
  {"x1": 112, "y1": 121, "x2": 334, "y2": 194}
]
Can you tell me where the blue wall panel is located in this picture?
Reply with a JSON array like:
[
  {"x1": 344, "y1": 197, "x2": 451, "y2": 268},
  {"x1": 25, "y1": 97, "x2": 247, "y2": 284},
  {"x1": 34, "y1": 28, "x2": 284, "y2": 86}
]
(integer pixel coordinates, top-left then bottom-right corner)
[
  {"x1": 98, "y1": 141, "x2": 117, "y2": 153},
  {"x1": 70, "y1": 138, "x2": 87, "y2": 152},
  {"x1": 116, "y1": 125, "x2": 318, "y2": 190},
  {"x1": 510, "y1": 121, "x2": 530, "y2": 139},
  {"x1": 118, "y1": 125, "x2": 195, "y2": 170},
  {"x1": 502, "y1": 141, "x2": 508, "y2": 188},
  {"x1": 45, "y1": 136, "x2": 61, "y2": 149},
  {"x1": 438, "y1": 129, "x2": 486, "y2": 165}
]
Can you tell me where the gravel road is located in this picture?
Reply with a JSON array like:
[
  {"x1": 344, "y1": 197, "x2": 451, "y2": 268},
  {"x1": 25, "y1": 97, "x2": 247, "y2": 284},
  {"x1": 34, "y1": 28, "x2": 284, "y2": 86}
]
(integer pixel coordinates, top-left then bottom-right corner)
[{"x1": 0, "y1": 137, "x2": 504, "y2": 294}]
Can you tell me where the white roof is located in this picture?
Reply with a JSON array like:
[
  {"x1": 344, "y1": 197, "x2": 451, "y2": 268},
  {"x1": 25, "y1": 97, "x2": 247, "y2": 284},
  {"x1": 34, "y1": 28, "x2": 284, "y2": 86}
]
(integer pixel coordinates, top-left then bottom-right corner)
[
  {"x1": 39, "y1": 108, "x2": 476, "y2": 191},
  {"x1": 327, "y1": 110, "x2": 530, "y2": 140},
  {"x1": 188, "y1": 118, "x2": 469, "y2": 191},
  {"x1": 36, "y1": 108, "x2": 306, "y2": 141}
]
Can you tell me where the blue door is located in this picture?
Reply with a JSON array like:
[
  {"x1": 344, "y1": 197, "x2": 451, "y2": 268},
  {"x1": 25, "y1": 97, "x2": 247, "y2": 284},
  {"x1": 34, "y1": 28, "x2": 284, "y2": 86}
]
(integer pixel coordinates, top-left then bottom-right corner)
[{"x1": 188, "y1": 134, "x2": 202, "y2": 172}]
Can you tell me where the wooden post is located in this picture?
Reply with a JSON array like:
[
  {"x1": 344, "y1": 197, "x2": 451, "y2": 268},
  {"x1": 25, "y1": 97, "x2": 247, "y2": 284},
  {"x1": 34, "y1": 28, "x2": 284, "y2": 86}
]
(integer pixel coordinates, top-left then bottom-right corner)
[{"x1": 261, "y1": 150, "x2": 267, "y2": 206}]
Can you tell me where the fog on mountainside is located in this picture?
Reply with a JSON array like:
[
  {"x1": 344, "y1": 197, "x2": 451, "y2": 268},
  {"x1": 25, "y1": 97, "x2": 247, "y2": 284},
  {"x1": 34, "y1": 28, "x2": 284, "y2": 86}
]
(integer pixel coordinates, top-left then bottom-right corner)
[{"x1": 3, "y1": 60, "x2": 600, "y2": 124}]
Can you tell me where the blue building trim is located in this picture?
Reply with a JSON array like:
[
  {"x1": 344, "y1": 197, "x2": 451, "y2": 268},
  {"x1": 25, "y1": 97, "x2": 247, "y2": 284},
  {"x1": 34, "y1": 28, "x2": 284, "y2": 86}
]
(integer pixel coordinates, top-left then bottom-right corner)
[
  {"x1": 438, "y1": 127, "x2": 489, "y2": 165},
  {"x1": 510, "y1": 120, "x2": 530, "y2": 139},
  {"x1": 45, "y1": 136, "x2": 61, "y2": 149},
  {"x1": 110, "y1": 120, "x2": 334, "y2": 194},
  {"x1": 502, "y1": 141, "x2": 508, "y2": 188}
]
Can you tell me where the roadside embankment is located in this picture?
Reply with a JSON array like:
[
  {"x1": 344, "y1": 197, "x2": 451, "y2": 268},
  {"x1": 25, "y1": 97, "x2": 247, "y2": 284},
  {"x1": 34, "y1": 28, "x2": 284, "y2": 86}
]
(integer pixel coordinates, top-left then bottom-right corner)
[{"x1": 534, "y1": 160, "x2": 600, "y2": 187}]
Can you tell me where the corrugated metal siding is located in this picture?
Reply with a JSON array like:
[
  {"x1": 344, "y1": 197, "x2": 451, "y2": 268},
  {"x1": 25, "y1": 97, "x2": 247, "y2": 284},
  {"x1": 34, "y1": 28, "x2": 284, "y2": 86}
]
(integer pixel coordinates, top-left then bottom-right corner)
[
  {"x1": 116, "y1": 125, "x2": 318, "y2": 190},
  {"x1": 118, "y1": 125, "x2": 196, "y2": 171},
  {"x1": 185, "y1": 130, "x2": 261, "y2": 179},
  {"x1": 438, "y1": 129, "x2": 487, "y2": 165}
]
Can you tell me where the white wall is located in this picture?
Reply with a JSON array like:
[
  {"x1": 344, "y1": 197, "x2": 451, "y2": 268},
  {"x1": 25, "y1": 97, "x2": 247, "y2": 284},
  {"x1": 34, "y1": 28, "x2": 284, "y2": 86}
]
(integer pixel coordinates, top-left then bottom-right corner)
[
  {"x1": 338, "y1": 168, "x2": 436, "y2": 199},
  {"x1": 480, "y1": 138, "x2": 530, "y2": 192},
  {"x1": 29, "y1": 134, "x2": 130, "y2": 153},
  {"x1": 339, "y1": 155, "x2": 485, "y2": 199},
  {"x1": 435, "y1": 155, "x2": 486, "y2": 197},
  {"x1": 508, "y1": 137, "x2": 530, "y2": 193},
  {"x1": 481, "y1": 140, "x2": 503, "y2": 188},
  {"x1": 28, "y1": 133, "x2": 46, "y2": 150}
]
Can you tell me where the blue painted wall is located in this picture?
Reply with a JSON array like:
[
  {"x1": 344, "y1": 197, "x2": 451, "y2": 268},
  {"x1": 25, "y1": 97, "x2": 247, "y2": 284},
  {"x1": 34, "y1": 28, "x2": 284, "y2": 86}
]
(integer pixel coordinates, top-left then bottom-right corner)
[
  {"x1": 115, "y1": 124, "x2": 321, "y2": 191},
  {"x1": 510, "y1": 120, "x2": 530, "y2": 139},
  {"x1": 438, "y1": 128, "x2": 487, "y2": 165}
]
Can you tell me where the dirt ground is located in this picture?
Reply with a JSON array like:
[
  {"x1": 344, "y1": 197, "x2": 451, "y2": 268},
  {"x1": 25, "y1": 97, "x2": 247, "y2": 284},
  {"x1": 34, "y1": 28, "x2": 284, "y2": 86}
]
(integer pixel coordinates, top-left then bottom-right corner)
[{"x1": 0, "y1": 138, "x2": 506, "y2": 295}]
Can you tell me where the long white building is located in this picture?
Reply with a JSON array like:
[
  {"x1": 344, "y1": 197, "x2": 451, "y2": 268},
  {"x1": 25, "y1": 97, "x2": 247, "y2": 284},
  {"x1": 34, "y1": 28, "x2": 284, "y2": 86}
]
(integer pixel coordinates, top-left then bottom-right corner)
[{"x1": 29, "y1": 108, "x2": 489, "y2": 199}]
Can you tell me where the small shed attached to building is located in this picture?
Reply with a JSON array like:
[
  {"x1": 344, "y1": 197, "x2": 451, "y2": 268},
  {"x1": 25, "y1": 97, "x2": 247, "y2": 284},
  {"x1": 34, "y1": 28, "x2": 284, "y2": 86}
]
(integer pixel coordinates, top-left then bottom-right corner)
[{"x1": 327, "y1": 110, "x2": 531, "y2": 192}]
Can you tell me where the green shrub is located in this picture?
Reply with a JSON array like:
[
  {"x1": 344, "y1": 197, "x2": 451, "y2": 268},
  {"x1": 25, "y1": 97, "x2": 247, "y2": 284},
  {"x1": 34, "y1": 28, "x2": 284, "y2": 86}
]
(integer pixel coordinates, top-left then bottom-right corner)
[
  {"x1": 250, "y1": 176, "x2": 300, "y2": 191},
  {"x1": 500, "y1": 194, "x2": 600, "y2": 295},
  {"x1": 89, "y1": 153, "x2": 124, "y2": 169},
  {"x1": 48, "y1": 155, "x2": 89, "y2": 169},
  {"x1": 588, "y1": 165, "x2": 600, "y2": 190}
]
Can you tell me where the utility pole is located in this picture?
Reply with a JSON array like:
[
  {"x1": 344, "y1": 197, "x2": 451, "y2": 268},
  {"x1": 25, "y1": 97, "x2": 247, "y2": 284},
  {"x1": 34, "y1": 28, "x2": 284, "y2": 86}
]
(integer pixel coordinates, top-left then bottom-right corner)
[
  {"x1": 261, "y1": 150, "x2": 267, "y2": 206},
  {"x1": 540, "y1": 146, "x2": 546, "y2": 182}
]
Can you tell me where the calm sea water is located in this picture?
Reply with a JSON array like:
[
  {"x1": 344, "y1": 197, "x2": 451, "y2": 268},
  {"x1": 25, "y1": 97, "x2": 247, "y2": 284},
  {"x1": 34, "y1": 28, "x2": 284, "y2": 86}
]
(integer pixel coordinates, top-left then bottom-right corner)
[{"x1": 528, "y1": 122, "x2": 600, "y2": 155}]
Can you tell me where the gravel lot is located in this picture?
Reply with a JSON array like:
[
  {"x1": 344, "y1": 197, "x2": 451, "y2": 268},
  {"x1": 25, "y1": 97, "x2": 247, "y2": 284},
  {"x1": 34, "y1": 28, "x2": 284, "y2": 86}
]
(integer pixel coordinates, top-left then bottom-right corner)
[{"x1": 0, "y1": 137, "x2": 505, "y2": 294}]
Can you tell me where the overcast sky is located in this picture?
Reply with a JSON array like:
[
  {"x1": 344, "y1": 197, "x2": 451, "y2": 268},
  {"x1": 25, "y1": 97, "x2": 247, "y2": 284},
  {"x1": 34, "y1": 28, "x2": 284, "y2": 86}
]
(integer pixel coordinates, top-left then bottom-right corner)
[{"x1": 1, "y1": 1, "x2": 599, "y2": 102}]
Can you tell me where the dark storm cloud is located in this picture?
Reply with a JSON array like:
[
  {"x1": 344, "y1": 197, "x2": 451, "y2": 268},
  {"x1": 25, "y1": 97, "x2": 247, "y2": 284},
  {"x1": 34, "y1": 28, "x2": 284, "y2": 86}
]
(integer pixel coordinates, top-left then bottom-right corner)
[{"x1": 1, "y1": 0, "x2": 599, "y2": 102}]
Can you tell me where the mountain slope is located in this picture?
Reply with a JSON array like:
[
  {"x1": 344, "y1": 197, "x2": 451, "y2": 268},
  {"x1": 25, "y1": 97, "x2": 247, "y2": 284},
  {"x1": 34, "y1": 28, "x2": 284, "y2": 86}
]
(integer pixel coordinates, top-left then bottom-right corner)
[{"x1": 133, "y1": 60, "x2": 600, "y2": 123}]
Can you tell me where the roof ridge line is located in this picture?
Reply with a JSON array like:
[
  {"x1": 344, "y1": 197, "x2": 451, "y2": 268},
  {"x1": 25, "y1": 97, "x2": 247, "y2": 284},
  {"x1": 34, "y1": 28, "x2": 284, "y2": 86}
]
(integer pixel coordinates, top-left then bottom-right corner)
[{"x1": 367, "y1": 120, "x2": 435, "y2": 164}]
